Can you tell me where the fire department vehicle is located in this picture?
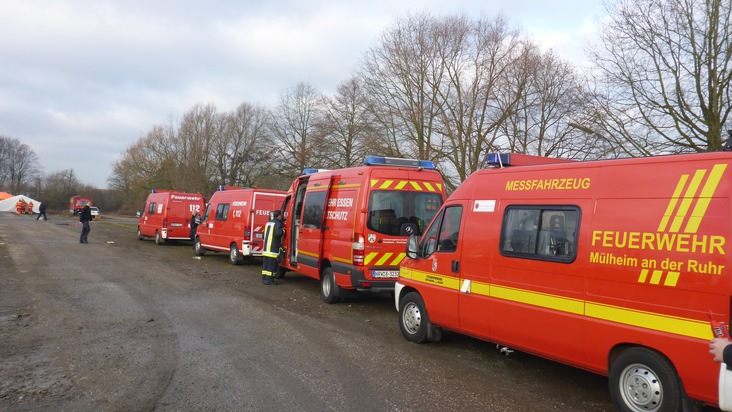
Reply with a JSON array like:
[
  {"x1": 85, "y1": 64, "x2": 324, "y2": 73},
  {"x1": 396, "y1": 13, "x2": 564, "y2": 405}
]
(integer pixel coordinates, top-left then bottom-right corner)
[
  {"x1": 194, "y1": 186, "x2": 286, "y2": 264},
  {"x1": 137, "y1": 189, "x2": 205, "y2": 245},
  {"x1": 395, "y1": 151, "x2": 732, "y2": 410},
  {"x1": 278, "y1": 156, "x2": 447, "y2": 303},
  {"x1": 69, "y1": 196, "x2": 93, "y2": 216}
]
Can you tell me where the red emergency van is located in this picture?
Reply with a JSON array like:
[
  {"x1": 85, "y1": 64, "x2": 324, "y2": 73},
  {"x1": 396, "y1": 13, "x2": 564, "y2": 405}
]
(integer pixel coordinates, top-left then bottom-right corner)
[
  {"x1": 278, "y1": 156, "x2": 447, "y2": 303},
  {"x1": 194, "y1": 186, "x2": 286, "y2": 264},
  {"x1": 137, "y1": 190, "x2": 206, "y2": 245},
  {"x1": 395, "y1": 151, "x2": 732, "y2": 410}
]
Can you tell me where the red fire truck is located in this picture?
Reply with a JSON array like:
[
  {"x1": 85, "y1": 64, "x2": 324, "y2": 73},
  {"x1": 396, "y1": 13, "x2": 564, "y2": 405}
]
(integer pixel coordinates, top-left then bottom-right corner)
[
  {"x1": 194, "y1": 186, "x2": 286, "y2": 264},
  {"x1": 278, "y1": 156, "x2": 447, "y2": 303},
  {"x1": 137, "y1": 190, "x2": 205, "y2": 245},
  {"x1": 69, "y1": 196, "x2": 92, "y2": 216},
  {"x1": 396, "y1": 151, "x2": 732, "y2": 410}
]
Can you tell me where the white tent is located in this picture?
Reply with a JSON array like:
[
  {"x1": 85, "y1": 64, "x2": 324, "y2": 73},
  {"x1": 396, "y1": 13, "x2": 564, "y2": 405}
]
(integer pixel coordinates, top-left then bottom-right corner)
[{"x1": 0, "y1": 195, "x2": 41, "y2": 213}]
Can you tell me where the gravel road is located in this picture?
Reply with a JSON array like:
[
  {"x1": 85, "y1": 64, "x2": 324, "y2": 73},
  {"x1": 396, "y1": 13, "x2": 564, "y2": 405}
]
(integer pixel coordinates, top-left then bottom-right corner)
[{"x1": 0, "y1": 212, "x2": 620, "y2": 411}]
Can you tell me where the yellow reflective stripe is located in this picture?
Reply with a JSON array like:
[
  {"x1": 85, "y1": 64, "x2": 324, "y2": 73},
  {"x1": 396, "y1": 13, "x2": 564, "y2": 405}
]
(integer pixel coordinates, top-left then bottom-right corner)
[
  {"x1": 395, "y1": 181, "x2": 408, "y2": 189},
  {"x1": 389, "y1": 253, "x2": 406, "y2": 265},
  {"x1": 685, "y1": 164, "x2": 727, "y2": 233},
  {"x1": 586, "y1": 302, "x2": 708, "y2": 339},
  {"x1": 379, "y1": 180, "x2": 393, "y2": 189},
  {"x1": 670, "y1": 169, "x2": 706, "y2": 232},
  {"x1": 409, "y1": 182, "x2": 422, "y2": 190},
  {"x1": 423, "y1": 182, "x2": 436, "y2": 192},
  {"x1": 402, "y1": 267, "x2": 711, "y2": 340},
  {"x1": 297, "y1": 249, "x2": 319, "y2": 258},
  {"x1": 375, "y1": 253, "x2": 393, "y2": 266},
  {"x1": 491, "y1": 284, "x2": 584, "y2": 315},
  {"x1": 658, "y1": 174, "x2": 687, "y2": 232},
  {"x1": 364, "y1": 252, "x2": 379, "y2": 265}
]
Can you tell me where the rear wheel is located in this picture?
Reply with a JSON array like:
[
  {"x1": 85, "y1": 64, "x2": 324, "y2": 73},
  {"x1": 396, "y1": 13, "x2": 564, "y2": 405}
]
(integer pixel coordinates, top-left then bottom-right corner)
[
  {"x1": 137, "y1": 228, "x2": 144, "y2": 241},
  {"x1": 229, "y1": 244, "x2": 243, "y2": 265},
  {"x1": 609, "y1": 347, "x2": 686, "y2": 412},
  {"x1": 320, "y1": 267, "x2": 341, "y2": 304},
  {"x1": 154, "y1": 231, "x2": 165, "y2": 245},
  {"x1": 194, "y1": 238, "x2": 205, "y2": 256},
  {"x1": 399, "y1": 292, "x2": 430, "y2": 343}
]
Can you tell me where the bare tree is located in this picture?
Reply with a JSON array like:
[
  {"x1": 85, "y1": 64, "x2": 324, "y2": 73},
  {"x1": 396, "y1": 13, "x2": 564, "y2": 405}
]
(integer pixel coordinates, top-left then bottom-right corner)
[
  {"x1": 587, "y1": 0, "x2": 732, "y2": 153},
  {"x1": 269, "y1": 82, "x2": 326, "y2": 176},
  {"x1": 211, "y1": 102, "x2": 274, "y2": 188},
  {"x1": 0, "y1": 136, "x2": 41, "y2": 194},
  {"x1": 176, "y1": 103, "x2": 218, "y2": 193},
  {"x1": 317, "y1": 77, "x2": 376, "y2": 168},
  {"x1": 432, "y1": 14, "x2": 523, "y2": 188},
  {"x1": 360, "y1": 12, "x2": 445, "y2": 162}
]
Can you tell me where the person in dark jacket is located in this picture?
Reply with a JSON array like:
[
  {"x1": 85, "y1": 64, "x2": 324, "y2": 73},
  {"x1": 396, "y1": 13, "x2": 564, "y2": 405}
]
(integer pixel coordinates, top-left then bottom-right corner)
[
  {"x1": 261, "y1": 210, "x2": 284, "y2": 285},
  {"x1": 190, "y1": 210, "x2": 201, "y2": 250},
  {"x1": 79, "y1": 204, "x2": 92, "y2": 243},
  {"x1": 36, "y1": 202, "x2": 47, "y2": 220}
]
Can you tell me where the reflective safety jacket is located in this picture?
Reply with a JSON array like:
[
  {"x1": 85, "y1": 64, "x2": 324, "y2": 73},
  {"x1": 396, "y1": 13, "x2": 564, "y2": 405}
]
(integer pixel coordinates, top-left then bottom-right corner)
[{"x1": 262, "y1": 218, "x2": 283, "y2": 258}]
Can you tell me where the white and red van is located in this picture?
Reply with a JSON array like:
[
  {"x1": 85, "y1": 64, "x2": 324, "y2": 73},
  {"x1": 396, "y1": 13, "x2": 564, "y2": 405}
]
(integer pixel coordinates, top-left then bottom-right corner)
[
  {"x1": 396, "y1": 151, "x2": 732, "y2": 410},
  {"x1": 194, "y1": 186, "x2": 286, "y2": 264},
  {"x1": 137, "y1": 189, "x2": 206, "y2": 245},
  {"x1": 278, "y1": 156, "x2": 447, "y2": 303}
]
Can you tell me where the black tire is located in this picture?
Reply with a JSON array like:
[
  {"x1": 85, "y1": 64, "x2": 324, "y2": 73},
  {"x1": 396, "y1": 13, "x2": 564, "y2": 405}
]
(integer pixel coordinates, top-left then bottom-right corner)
[
  {"x1": 229, "y1": 244, "x2": 243, "y2": 265},
  {"x1": 609, "y1": 347, "x2": 686, "y2": 412},
  {"x1": 194, "y1": 238, "x2": 205, "y2": 256},
  {"x1": 320, "y1": 267, "x2": 341, "y2": 304},
  {"x1": 274, "y1": 266, "x2": 287, "y2": 279},
  {"x1": 399, "y1": 292, "x2": 431, "y2": 343},
  {"x1": 137, "y1": 228, "x2": 144, "y2": 241},
  {"x1": 154, "y1": 231, "x2": 165, "y2": 245}
]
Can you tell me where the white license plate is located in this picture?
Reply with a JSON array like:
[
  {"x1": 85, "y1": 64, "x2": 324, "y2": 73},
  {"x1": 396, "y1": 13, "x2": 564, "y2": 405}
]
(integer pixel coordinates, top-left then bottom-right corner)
[
  {"x1": 371, "y1": 270, "x2": 399, "y2": 279},
  {"x1": 170, "y1": 223, "x2": 183, "y2": 227}
]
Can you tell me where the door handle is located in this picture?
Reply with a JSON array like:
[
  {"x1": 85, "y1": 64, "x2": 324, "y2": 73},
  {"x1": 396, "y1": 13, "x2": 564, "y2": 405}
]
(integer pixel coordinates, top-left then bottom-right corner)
[{"x1": 452, "y1": 260, "x2": 459, "y2": 273}]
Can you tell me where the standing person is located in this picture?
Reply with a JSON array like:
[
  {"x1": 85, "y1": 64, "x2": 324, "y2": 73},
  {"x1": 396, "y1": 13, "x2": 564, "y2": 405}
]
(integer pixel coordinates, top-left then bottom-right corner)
[
  {"x1": 79, "y1": 204, "x2": 92, "y2": 243},
  {"x1": 261, "y1": 210, "x2": 284, "y2": 285},
  {"x1": 36, "y1": 202, "x2": 47, "y2": 220},
  {"x1": 190, "y1": 210, "x2": 201, "y2": 250}
]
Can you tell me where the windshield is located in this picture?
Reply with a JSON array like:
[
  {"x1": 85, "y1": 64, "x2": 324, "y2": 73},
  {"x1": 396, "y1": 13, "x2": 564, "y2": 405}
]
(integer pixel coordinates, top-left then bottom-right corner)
[{"x1": 367, "y1": 190, "x2": 442, "y2": 236}]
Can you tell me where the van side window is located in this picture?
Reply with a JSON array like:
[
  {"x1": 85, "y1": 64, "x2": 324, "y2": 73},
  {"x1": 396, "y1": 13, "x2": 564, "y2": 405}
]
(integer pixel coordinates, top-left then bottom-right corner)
[
  {"x1": 500, "y1": 206, "x2": 579, "y2": 262},
  {"x1": 215, "y1": 204, "x2": 229, "y2": 221},
  {"x1": 420, "y1": 206, "x2": 463, "y2": 257},
  {"x1": 303, "y1": 192, "x2": 326, "y2": 229},
  {"x1": 147, "y1": 202, "x2": 156, "y2": 215}
]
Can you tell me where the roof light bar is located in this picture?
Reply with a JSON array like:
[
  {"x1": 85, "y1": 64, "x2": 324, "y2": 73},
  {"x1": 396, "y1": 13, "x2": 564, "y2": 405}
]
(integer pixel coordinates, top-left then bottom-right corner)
[
  {"x1": 486, "y1": 153, "x2": 510, "y2": 168},
  {"x1": 302, "y1": 168, "x2": 331, "y2": 175},
  {"x1": 363, "y1": 155, "x2": 435, "y2": 169}
]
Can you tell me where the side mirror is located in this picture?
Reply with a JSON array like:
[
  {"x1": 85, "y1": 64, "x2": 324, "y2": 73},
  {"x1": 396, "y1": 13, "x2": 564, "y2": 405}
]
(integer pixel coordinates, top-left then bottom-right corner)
[
  {"x1": 136, "y1": 211, "x2": 141, "y2": 218},
  {"x1": 406, "y1": 234, "x2": 419, "y2": 259}
]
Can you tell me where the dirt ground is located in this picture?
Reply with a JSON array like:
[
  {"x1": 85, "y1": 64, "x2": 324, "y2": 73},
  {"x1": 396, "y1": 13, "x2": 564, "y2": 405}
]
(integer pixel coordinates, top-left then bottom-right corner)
[{"x1": 0, "y1": 212, "x2": 627, "y2": 411}]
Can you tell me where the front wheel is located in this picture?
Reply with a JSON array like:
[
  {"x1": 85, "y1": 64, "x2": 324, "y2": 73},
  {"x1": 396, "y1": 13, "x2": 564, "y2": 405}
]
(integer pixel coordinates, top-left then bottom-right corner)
[
  {"x1": 399, "y1": 292, "x2": 430, "y2": 343},
  {"x1": 229, "y1": 244, "x2": 243, "y2": 265},
  {"x1": 194, "y1": 238, "x2": 205, "y2": 256},
  {"x1": 320, "y1": 267, "x2": 341, "y2": 304},
  {"x1": 609, "y1": 347, "x2": 687, "y2": 412}
]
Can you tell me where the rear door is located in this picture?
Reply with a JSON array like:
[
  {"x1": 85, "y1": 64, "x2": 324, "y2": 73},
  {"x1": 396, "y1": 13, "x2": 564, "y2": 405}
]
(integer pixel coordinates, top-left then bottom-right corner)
[
  {"x1": 140, "y1": 199, "x2": 158, "y2": 237},
  {"x1": 292, "y1": 176, "x2": 331, "y2": 278}
]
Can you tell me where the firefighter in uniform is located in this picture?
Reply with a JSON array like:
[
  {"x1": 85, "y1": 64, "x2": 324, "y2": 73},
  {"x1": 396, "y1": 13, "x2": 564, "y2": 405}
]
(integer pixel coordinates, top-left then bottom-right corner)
[{"x1": 261, "y1": 210, "x2": 284, "y2": 285}]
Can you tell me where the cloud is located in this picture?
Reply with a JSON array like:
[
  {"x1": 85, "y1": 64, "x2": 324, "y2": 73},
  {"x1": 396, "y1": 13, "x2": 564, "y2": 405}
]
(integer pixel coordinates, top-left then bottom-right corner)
[{"x1": 0, "y1": 0, "x2": 603, "y2": 188}]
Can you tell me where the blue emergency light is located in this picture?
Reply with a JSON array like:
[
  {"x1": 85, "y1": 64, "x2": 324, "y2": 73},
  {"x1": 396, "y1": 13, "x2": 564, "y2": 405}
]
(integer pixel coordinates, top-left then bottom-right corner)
[
  {"x1": 151, "y1": 189, "x2": 157, "y2": 193},
  {"x1": 217, "y1": 185, "x2": 227, "y2": 191},
  {"x1": 485, "y1": 153, "x2": 510, "y2": 168},
  {"x1": 363, "y1": 155, "x2": 435, "y2": 169},
  {"x1": 302, "y1": 168, "x2": 320, "y2": 175}
]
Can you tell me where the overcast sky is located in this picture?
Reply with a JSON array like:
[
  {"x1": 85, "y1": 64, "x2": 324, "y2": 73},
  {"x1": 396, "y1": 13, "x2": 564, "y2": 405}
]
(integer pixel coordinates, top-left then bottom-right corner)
[{"x1": 0, "y1": 0, "x2": 604, "y2": 189}]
